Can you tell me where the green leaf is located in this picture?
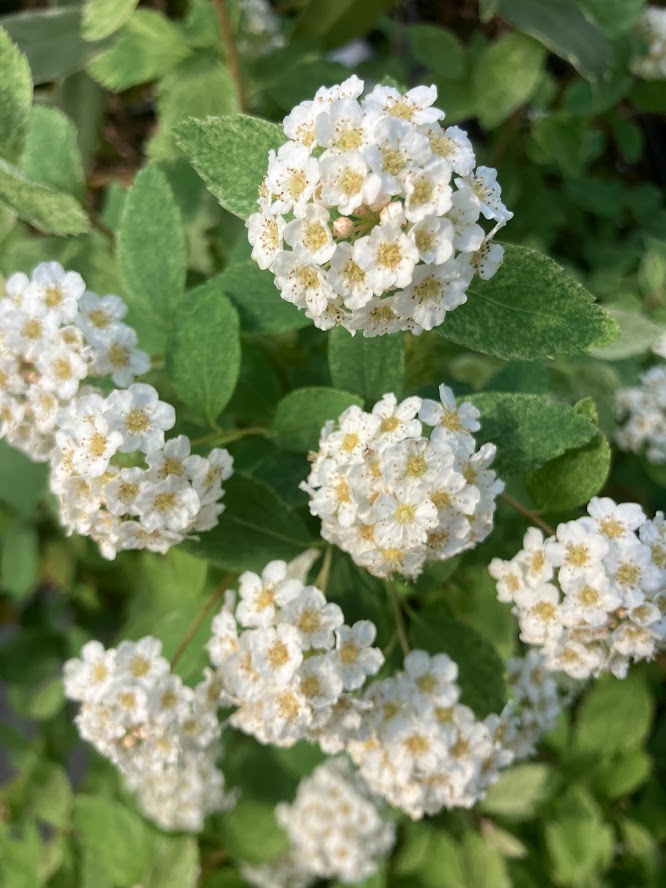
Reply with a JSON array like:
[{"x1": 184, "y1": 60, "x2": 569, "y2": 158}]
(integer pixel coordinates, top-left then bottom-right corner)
[
  {"x1": 87, "y1": 9, "x2": 190, "y2": 91},
  {"x1": 408, "y1": 24, "x2": 465, "y2": 79},
  {"x1": 578, "y1": 0, "x2": 645, "y2": 38},
  {"x1": 292, "y1": 0, "x2": 395, "y2": 49},
  {"x1": 1, "y1": 520, "x2": 38, "y2": 601},
  {"x1": 72, "y1": 796, "x2": 153, "y2": 885},
  {"x1": 82, "y1": 0, "x2": 139, "y2": 42},
  {"x1": 144, "y1": 836, "x2": 199, "y2": 888},
  {"x1": 438, "y1": 244, "x2": 619, "y2": 360},
  {"x1": 409, "y1": 611, "x2": 507, "y2": 718},
  {"x1": 117, "y1": 164, "x2": 187, "y2": 352},
  {"x1": 473, "y1": 33, "x2": 545, "y2": 129},
  {"x1": 574, "y1": 672, "x2": 653, "y2": 756},
  {"x1": 174, "y1": 115, "x2": 284, "y2": 220},
  {"x1": 328, "y1": 327, "x2": 404, "y2": 406},
  {"x1": 0, "y1": 8, "x2": 97, "y2": 83},
  {"x1": 21, "y1": 106, "x2": 85, "y2": 200},
  {"x1": 184, "y1": 474, "x2": 313, "y2": 572},
  {"x1": 0, "y1": 157, "x2": 89, "y2": 235},
  {"x1": 0, "y1": 441, "x2": 48, "y2": 518},
  {"x1": 544, "y1": 786, "x2": 614, "y2": 886},
  {"x1": 216, "y1": 260, "x2": 312, "y2": 333},
  {"x1": 166, "y1": 282, "x2": 241, "y2": 425},
  {"x1": 0, "y1": 27, "x2": 32, "y2": 163},
  {"x1": 526, "y1": 398, "x2": 611, "y2": 511},
  {"x1": 460, "y1": 832, "x2": 512, "y2": 888},
  {"x1": 482, "y1": 763, "x2": 556, "y2": 819},
  {"x1": 494, "y1": 0, "x2": 612, "y2": 83},
  {"x1": 148, "y1": 54, "x2": 240, "y2": 162},
  {"x1": 272, "y1": 387, "x2": 364, "y2": 453},
  {"x1": 466, "y1": 392, "x2": 597, "y2": 477},
  {"x1": 590, "y1": 748, "x2": 651, "y2": 800},
  {"x1": 592, "y1": 307, "x2": 665, "y2": 360},
  {"x1": 220, "y1": 799, "x2": 288, "y2": 864},
  {"x1": 630, "y1": 80, "x2": 666, "y2": 115},
  {"x1": 530, "y1": 113, "x2": 589, "y2": 178}
]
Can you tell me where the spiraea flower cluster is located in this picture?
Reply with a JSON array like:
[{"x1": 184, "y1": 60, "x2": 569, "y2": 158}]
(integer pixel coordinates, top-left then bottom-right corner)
[
  {"x1": 242, "y1": 758, "x2": 395, "y2": 888},
  {"x1": 50, "y1": 385, "x2": 232, "y2": 559},
  {"x1": 615, "y1": 364, "x2": 666, "y2": 464},
  {"x1": 247, "y1": 76, "x2": 512, "y2": 335},
  {"x1": 632, "y1": 5, "x2": 666, "y2": 79},
  {"x1": 346, "y1": 649, "x2": 564, "y2": 819},
  {"x1": 206, "y1": 558, "x2": 383, "y2": 749},
  {"x1": 490, "y1": 498, "x2": 666, "y2": 680},
  {"x1": 302, "y1": 385, "x2": 503, "y2": 579},
  {"x1": 0, "y1": 261, "x2": 149, "y2": 461},
  {"x1": 63, "y1": 637, "x2": 235, "y2": 832}
]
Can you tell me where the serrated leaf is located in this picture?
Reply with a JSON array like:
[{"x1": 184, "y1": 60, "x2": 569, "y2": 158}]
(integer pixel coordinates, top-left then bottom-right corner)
[
  {"x1": 482, "y1": 763, "x2": 556, "y2": 819},
  {"x1": 82, "y1": 0, "x2": 139, "y2": 42},
  {"x1": 574, "y1": 672, "x2": 653, "y2": 755},
  {"x1": 438, "y1": 244, "x2": 619, "y2": 360},
  {"x1": 409, "y1": 611, "x2": 507, "y2": 718},
  {"x1": 88, "y1": 9, "x2": 189, "y2": 91},
  {"x1": 466, "y1": 392, "x2": 597, "y2": 477},
  {"x1": 495, "y1": 0, "x2": 612, "y2": 83},
  {"x1": 1, "y1": 8, "x2": 97, "y2": 83},
  {"x1": 167, "y1": 282, "x2": 241, "y2": 425},
  {"x1": 21, "y1": 106, "x2": 85, "y2": 200},
  {"x1": 460, "y1": 832, "x2": 512, "y2": 888},
  {"x1": 174, "y1": 115, "x2": 284, "y2": 220},
  {"x1": 0, "y1": 157, "x2": 89, "y2": 235},
  {"x1": 473, "y1": 33, "x2": 545, "y2": 129},
  {"x1": 117, "y1": 164, "x2": 187, "y2": 352},
  {"x1": 0, "y1": 27, "x2": 32, "y2": 163},
  {"x1": 328, "y1": 327, "x2": 404, "y2": 406},
  {"x1": 184, "y1": 474, "x2": 313, "y2": 572},
  {"x1": 544, "y1": 786, "x2": 614, "y2": 886},
  {"x1": 592, "y1": 307, "x2": 666, "y2": 360},
  {"x1": 72, "y1": 796, "x2": 153, "y2": 885},
  {"x1": 217, "y1": 260, "x2": 312, "y2": 333},
  {"x1": 408, "y1": 24, "x2": 465, "y2": 79},
  {"x1": 272, "y1": 387, "x2": 364, "y2": 453}
]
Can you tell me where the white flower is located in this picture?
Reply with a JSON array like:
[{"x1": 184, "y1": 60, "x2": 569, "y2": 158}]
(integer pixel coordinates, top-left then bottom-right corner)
[
  {"x1": 135, "y1": 476, "x2": 201, "y2": 532},
  {"x1": 105, "y1": 383, "x2": 176, "y2": 453},
  {"x1": 251, "y1": 624, "x2": 304, "y2": 685},
  {"x1": 333, "y1": 621, "x2": 383, "y2": 690},
  {"x1": 353, "y1": 223, "x2": 419, "y2": 291},
  {"x1": 23, "y1": 261, "x2": 85, "y2": 324}
]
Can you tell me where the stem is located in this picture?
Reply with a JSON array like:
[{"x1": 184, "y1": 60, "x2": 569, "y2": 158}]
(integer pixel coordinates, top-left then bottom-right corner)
[
  {"x1": 388, "y1": 582, "x2": 410, "y2": 658},
  {"x1": 212, "y1": 0, "x2": 248, "y2": 112},
  {"x1": 90, "y1": 215, "x2": 115, "y2": 243},
  {"x1": 191, "y1": 426, "x2": 267, "y2": 448},
  {"x1": 314, "y1": 545, "x2": 333, "y2": 593},
  {"x1": 170, "y1": 574, "x2": 235, "y2": 669},
  {"x1": 500, "y1": 491, "x2": 556, "y2": 537}
]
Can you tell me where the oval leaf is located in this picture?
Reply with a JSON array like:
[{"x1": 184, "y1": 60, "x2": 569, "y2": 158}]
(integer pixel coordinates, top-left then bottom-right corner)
[{"x1": 272, "y1": 387, "x2": 364, "y2": 453}]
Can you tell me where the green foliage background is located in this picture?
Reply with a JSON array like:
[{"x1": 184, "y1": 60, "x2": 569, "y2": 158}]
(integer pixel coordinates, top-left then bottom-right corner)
[{"x1": 0, "y1": 0, "x2": 664, "y2": 886}]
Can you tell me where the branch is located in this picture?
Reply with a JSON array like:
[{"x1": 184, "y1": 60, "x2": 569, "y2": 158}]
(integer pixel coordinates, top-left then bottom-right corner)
[
  {"x1": 212, "y1": 0, "x2": 248, "y2": 113},
  {"x1": 170, "y1": 573, "x2": 236, "y2": 669},
  {"x1": 500, "y1": 491, "x2": 556, "y2": 537},
  {"x1": 388, "y1": 582, "x2": 410, "y2": 658}
]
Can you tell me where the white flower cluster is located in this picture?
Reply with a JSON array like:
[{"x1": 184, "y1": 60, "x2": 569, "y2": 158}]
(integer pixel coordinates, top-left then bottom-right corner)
[
  {"x1": 346, "y1": 649, "x2": 563, "y2": 820},
  {"x1": 302, "y1": 385, "x2": 503, "y2": 579},
  {"x1": 615, "y1": 364, "x2": 666, "y2": 464},
  {"x1": 632, "y1": 5, "x2": 666, "y2": 79},
  {"x1": 489, "y1": 498, "x2": 666, "y2": 680},
  {"x1": 0, "y1": 261, "x2": 149, "y2": 461},
  {"x1": 242, "y1": 758, "x2": 395, "y2": 888},
  {"x1": 63, "y1": 637, "x2": 235, "y2": 831},
  {"x1": 50, "y1": 385, "x2": 232, "y2": 559},
  {"x1": 206, "y1": 558, "x2": 384, "y2": 749},
  {"x1": 247, "y1": 76, "x2": 512, "y2": 335},
  {"x1": 238, "y1": 0, "x2": 285, "y2": 55}
]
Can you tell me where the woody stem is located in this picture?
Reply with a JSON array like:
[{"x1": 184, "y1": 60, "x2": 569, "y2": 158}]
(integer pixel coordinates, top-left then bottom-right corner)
[
  {"x1": 500, "y1": 491, "x2": 556, "y2": 537},
  {"x1": 170, "y1": 573, "x2": 236, "y2": 669}
]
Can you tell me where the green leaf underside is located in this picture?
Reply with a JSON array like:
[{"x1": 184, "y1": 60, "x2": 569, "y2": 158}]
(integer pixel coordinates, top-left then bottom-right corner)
[
  {"x1": 438, "y1": 244, "x2": 619, "y2": 360},
  {"x1": 174, "y1": 115, "x2": 284, "y2": 220},
  {"x1": 167, "y1": 281, "x2": 241, "y2": 424},
  {"x1": 0, "y1": 26, "x2": 32, "y2": 164},
  {"x1": 0, "y1": 157, "x2": 89, "y2": 235},
  {"x1": 272, "y1": 387, "x2": 364, "y2": 453},
  {"x1": 117, "y1": 164, "x2": 187, "y2": 352},
  {"x1": 0, "y1": 8, "x2": 96, "y2": 83},
  {"x1": 184, "y1": 474, "x2": 312, "y2": 572},
  {"x1": 467, "y1": 392, "x2": 597, "y2": 477}
]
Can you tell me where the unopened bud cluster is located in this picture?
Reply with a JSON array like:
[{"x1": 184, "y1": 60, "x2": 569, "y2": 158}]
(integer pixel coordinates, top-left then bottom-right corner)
[
  {"x1": 615, "y1": 364, "x2": 666, "y2": 464},
  {"x1": 247, "y1": 76, "x2": 511, "y2": 335},
  {"x1": 242, "y1": 758, "x2": 395, "y2": 887},
  {"x1": 490, "y1": 498, "x2": 666, "y2": 680},
  {"x1": 206, "y1": 558, "x2": 384, "y2": 748},
  {"x1": 631, "y1": 5, "x2": 666, "y2": 79},
  {"x1": 63, "y1": 637, "x2": 235, "y2": 831},
  {"x1": 302, "y1": 385, "x2": 503, "y2": 579},
  {"x1": 346, "y1": 649, "x2": 563, "y2": 820},
  {"x1": 0, "y1": 261, "x2": 149, "y2": 461}
]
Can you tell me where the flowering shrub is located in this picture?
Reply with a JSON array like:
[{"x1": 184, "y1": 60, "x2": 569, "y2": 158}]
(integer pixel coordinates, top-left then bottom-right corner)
[{"x1": 1, "y1": 2, "x2": 665, "y2": 888}]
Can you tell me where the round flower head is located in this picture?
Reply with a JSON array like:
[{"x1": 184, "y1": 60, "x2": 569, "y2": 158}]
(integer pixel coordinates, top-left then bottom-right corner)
[
  {"x1": 302, "y1": 384, "x2": 503, "y2": 580},
  {"x1": 631, "y1": 6, "x2": 666, "y2": 80},
  {"x1": 615, "y1": 364, "x2": 666, "y2": 465},
  {"x1": 247, "y1": 77, "x2": 512, "y2": 335}
]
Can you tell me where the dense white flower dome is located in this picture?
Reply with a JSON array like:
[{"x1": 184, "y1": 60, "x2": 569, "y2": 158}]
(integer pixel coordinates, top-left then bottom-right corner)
[
  {"x1": 632, "y1": 5, "x2": 666, "y2": 79},
  {"x1": 615, "y1": 364, "x2": 666, "y2": 464},
  {"x1": 247, "y1": 77, "x2": 512, "y2": 335}
]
